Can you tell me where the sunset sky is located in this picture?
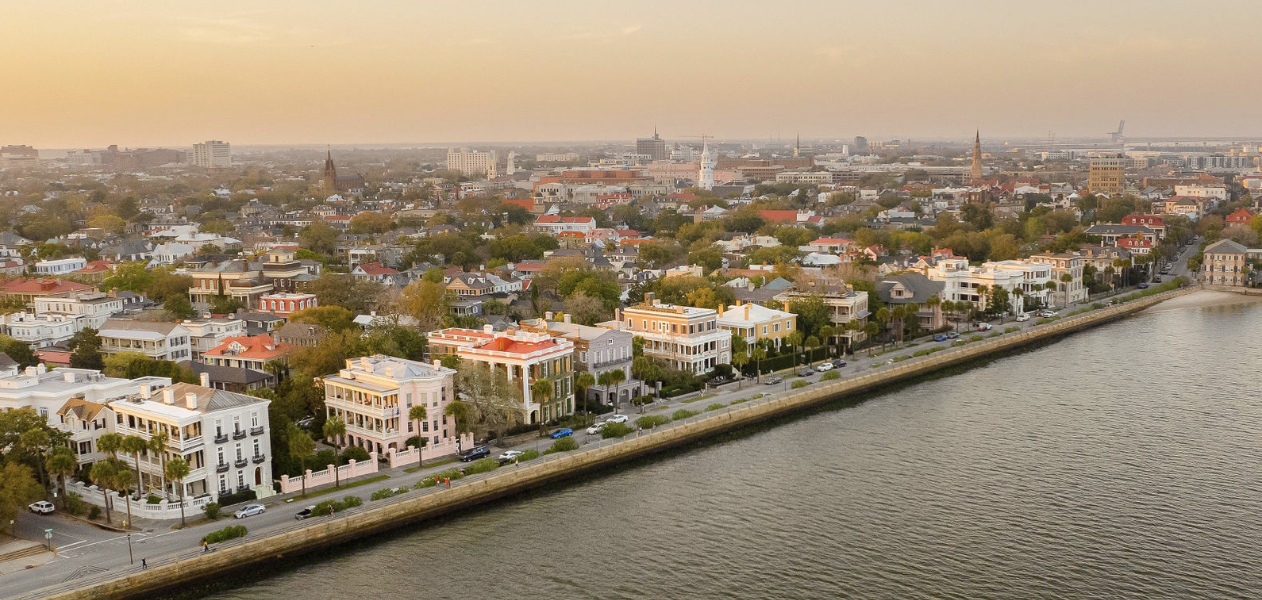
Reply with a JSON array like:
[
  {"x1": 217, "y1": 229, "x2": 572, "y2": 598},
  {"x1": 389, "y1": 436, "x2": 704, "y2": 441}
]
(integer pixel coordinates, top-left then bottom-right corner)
[{"x1": 4, "y1": 0, "x2": 1261, "y2": 148}]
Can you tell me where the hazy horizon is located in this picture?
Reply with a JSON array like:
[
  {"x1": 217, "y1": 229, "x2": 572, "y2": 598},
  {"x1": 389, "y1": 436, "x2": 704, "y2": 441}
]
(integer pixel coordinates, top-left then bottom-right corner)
[{"x1": 6, "y1": 0, "x2": 1262, "y2": 148}]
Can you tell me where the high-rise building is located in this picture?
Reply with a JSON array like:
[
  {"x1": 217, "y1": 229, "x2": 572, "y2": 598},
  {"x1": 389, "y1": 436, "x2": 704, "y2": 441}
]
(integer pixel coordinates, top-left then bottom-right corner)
[
  {"x1": 1088, "y1": 155, "x2": 1126, "y2": 196},
  {"x1": 505, "y1": 151, "x2": 517, "y2": 175},
  {"x1": 191, "y1": 140, "x2": 231, "y2": 168},
  {"x1": 636, "y1": 129, "x2": 667, "y2": 161},
  {"x1": 852, "y1": 136, "x2": 869, "y2": 154},
  {"x1": 446, "y1": 148, "x2": 498, "y2": 179},
  {"x1": 970, "y1": 131, "x2": 983, "y2": 181},
  {"x1": 0, "y1": 145, "x2": 38, "y2": 168}
]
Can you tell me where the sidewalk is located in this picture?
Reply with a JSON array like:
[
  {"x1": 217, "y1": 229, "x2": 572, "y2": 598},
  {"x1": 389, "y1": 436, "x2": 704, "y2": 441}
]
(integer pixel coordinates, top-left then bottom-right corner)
[{"x1": 0, "y1": 538, "x2": 53, "y2": 575}]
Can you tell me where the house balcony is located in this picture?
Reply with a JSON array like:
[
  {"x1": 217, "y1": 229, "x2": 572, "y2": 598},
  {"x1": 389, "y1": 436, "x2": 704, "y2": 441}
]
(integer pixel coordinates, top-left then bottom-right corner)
[
  {"x1": 234, "y1": 458, "x2": 248, "y2": 468},
  {"x1": 214, "y1": 433, "x2": 229, "y2": 444},
  {"x1": 252, "y1": 454, "x2": 266, "y2": 464},
  {"x1": 216, "y1": 462, "x2": 230, "y2": 473},
  {"x1": 232, "y1": 430, "x2": 247, "y2": 440},
  {"x1": 250, "y1": 426, "x2": 264, "y2": 436}
]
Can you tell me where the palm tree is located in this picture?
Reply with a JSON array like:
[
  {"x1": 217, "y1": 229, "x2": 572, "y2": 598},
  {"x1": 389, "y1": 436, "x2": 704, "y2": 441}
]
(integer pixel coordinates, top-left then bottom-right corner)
[
  {"x1": 785, "y1": 331, "x2": 804, "y2": 369},
  {"x1": 288, "y1": 426, "x2": 315, "y2": 497},
  {"x1": 819, "y1": 325, "x2": 836, "y2": 358},
  {"x1": 804, "y1": 336, "x2": 821, "y2": 366},
  {"x1": 263, "y1": 359, "x2": 288, "y2": 384},
  {"x1": 89, "y1": 460, "x2": 117, "y2": 524},
  {"x1": 111, "y1": 460, "x2": 135, "y2": 528},
  {"x1": 46, "y1": 446, "x2": 76, "y2": 507},
  {"x1": 574, "y1": 372, "x2": 595, "y2": 417},
  {"x1": 602, "y1": 369, "x2": 626, "y2": 413},
  {"x1": 323, "y1": 417, "x2": 346, "y2": 488},
  {"x1": 731, "y1": 351, "x2": 749, "y2": 388},
  {"x1": 408, "y1": 404, "x2": 427, "y2": 464},
  {"x1": 97, "y1": 432, "x2": 122, "y2": 461},
  {"x1": 149, "y1": 431, "x2": 170, "y2": 498},
  {"x1": 864, "y1": 322, "x2": 880, "y2": 355},
  {"x1": 873, "y1": 307, "x2": 891, "y2": 350},
  {"x1": 121, "y1": 435, "x2": 148, "y2": 500},
  {"x1": 531, "y1": 378, "x2": 553, "y2": 425},
  {"x1": 926, "y1": 295, "x2": 941, "y2": 330},
  {"x1": 751, "y1": 346, "x2": 767, "y2": 382},
  {"x1": 165, "y1": 457, "x2": 191, "y2": 527}
]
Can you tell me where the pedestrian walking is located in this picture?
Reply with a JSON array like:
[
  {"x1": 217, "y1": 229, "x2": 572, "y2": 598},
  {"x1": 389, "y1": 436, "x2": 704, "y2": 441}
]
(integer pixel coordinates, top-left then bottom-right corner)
[
  {"x1": 141, "y1": 558, "x2": 147, "y2": 570},
  {"x1": 203, "y1": 541, "x2": 209, "y2": 553},
  {"x1": 445, "y1": 477, "x2": 451, "y2": 488},
  {"x1": 329, "y1": 505, "x2": 335, "y2": 517}
]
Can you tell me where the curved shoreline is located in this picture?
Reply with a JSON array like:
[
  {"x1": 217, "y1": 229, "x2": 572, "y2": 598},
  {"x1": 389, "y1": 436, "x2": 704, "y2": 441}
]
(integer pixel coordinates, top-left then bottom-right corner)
[{"x1": 24, "y1": 287, "x2": 1194, "y2": 600}]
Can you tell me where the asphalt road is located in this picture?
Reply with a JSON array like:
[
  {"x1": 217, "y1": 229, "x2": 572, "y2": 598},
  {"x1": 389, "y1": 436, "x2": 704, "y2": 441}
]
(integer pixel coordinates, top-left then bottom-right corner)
[{"x1": 0, "y1": 282, "x2": 1174, "y2": 599}]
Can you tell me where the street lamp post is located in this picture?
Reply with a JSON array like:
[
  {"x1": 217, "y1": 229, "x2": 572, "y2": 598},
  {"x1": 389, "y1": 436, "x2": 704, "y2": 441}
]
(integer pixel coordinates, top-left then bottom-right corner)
[
  {"x1": 45, "y1": 529, "x2": 52, "y2": 552},
  {"x1": 127, "y1": 533, "x2": 134, "y2": 565}
]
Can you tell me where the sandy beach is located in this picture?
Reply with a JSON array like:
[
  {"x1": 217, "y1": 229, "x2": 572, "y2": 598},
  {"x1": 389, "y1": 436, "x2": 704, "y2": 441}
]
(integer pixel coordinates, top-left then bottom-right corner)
[{"x1": 1148, "y1": 289, "x2": 1262, "y2": 311}]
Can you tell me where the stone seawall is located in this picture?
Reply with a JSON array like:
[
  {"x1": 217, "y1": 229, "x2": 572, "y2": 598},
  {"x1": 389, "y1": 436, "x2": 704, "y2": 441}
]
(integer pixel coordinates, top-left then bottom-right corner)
[{"x1": 40, "y1": 287, "x2": 1192, "y2": 600}]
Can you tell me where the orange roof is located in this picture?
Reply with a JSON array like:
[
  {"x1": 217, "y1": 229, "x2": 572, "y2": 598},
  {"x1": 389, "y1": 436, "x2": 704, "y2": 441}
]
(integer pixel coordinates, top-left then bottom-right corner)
[
  {"x1": 758, "y1": 210, "x2": 798, "y2": 223},
  {"x1": 203, "y1": 334, "x2": 295, "y2": 361},
  {"x1": 0, "y1": 278, "x2": 93, "y2": 294},
  {"x1": 536, "y1": 215, "x2": 595, "y2": 224},
  {"x1": 74, "y1": 261, "x2": 113, "y2": 274},
  {"x1": 503, "y1": 199, "x2": 534, "y2": 211}
]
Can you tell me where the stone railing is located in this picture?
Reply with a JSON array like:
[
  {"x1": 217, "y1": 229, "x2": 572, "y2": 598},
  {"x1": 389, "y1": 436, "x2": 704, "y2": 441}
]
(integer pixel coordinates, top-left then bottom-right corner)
[
  {"x1": 277, "y1": 452, "x2": 379, "y2": 494},
  {"x1": 385, "y1": 433, "x2": 473, "y2": 469},
  {"x1": 65, "y1": 480, "x2": 217, "y2": 520}
]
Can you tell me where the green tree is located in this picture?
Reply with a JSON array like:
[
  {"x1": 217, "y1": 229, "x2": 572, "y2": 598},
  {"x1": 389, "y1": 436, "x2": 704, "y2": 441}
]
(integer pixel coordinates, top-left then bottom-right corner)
[
  {"x1": 751, "y1": 346, "x2": 767, "y2": 382},
  {"x1": 148, "y1": 431, "x2": 169, "y2": 497},
  {"x1": 785, "y1": 331, "x2": 804, "y2": 369},
  {"x1": 165, "y1": 457, "x2": 191, "y2": 527},
  {"x1": 408, "y1": 404, "x2": 428, "y2": 464},
  {"x1": 731, "y1": 351, "x2": 749, "y2": 387},
  {"x1": 574, "y1": 372, "x2": 595, "y2": 417},
  {"x1": 0, "y1": 462, "x2": 43, "y2": 534},
  {"x1": 121, "y1": 435, "x2": 148, "y2": 501},
  {"x1": 45, "y1": 446, "x2": 76, "y2": 507},
  {"x1": 598, "y1": 369, "x2": 627, "y2": 414},
  {"x1": 287, "y1": 426, "x2": 315, "y2": 497},
  {"x1": 322, "y1": 417, "x2": 347, "y2": 488},
  {"x1": 67, "y1": 328, "x2": 105, "y2": 370},
  {"x1": 89, "y1": 460, "x2": 117, "y2": 524},
  {"x1": 164, "y1": 294, "x2": 197, "y2": 320}
]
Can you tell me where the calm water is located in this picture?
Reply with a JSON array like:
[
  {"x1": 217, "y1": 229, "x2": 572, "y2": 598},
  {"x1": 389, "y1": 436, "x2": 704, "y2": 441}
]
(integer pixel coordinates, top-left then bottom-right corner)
[{"x1": 206, "y1": 293, "x2": 1262, "y2": 599}]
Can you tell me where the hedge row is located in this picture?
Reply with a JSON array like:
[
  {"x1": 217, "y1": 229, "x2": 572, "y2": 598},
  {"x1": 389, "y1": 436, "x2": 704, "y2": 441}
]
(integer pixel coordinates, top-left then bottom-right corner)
[{"x1": 202, "y1": 525, "x2": 247, "y2": 544}]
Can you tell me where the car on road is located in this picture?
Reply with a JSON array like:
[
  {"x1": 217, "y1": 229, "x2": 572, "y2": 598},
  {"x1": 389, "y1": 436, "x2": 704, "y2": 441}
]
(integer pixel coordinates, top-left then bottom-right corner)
[
  {"x1": 498, "y1": 450, "x2": 524, "y2": 465},
  {"x1": 28, "y1": 500, "x2": 54, "y2": 515},
  {"x1": 946, "y1": 331, "x2": 960, "y2": 339},
  {"x1": 1035, "y1": 309, "x2": 1058, "y2": 318},
  {"x1": 1138, "y1": 283, "x2": 1149, "y2": 289},
  {"x1": 798, "y1": 367, "x2": 814, "y2": 377},
  {"x1": 933, "y1": 334, "x2": 949, "y2": 342},
  {"x1": 832, "y1": 359, "x2": 847, "y2": 368},
  {"x1": 234, "y1": 504, "x2": 265, "y2": 519},
  {"x1": 974, "y1": 322, "x2": 993, "y2": 331},
  {"x1": 1152, "y1": 276, "x2": 1162, "y2": 283},
  {"x1": 816, "y1": 361, "x2": 834, "y2": 371},
  {"x1": 764, "y1": 376, "x2": 783, "y2": 385},
  {"x1": 1015, "y1": 313, "x2": 1030, "y2": 322},
  {"x1": 605, "y1": 414, "x2": 629, "y2": 425},
  {"x1": 295, "y1": 505, "x2": 316, "y2": 520},
  {"x1": 585, "y1": 421, "x2": 606, "y2": 434},
  {"x1": 550, "y1": 428, "x2": 573, "y2": 439},
  {"x1": 460, "y1": 446, "x2": 491, "y2": 462}
]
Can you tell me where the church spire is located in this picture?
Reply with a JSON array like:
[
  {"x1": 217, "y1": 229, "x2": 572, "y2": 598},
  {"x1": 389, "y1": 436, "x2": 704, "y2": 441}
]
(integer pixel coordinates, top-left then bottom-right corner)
[{"x1": 970, "y1": 130, "x2": 983, "y2": 181}]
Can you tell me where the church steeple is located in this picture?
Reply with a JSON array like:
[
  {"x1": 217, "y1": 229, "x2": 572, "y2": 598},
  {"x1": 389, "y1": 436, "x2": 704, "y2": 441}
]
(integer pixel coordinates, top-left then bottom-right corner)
[
  {"x1": 323, "y1": 145, "x2": 338, "y2": 191},
  {"x1": 970, "y1": 130, "x2": 983, "y2": 181}
]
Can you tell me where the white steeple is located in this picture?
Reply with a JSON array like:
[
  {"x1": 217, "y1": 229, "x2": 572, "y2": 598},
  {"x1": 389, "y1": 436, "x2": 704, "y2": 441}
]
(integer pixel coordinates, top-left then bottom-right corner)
[{"x1": 699, "y1": 139, "x2": 715, "y2": 191}]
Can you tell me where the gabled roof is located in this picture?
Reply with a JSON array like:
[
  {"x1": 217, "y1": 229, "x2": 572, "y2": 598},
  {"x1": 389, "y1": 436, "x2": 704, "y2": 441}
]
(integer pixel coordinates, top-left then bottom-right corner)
[
  {"x1": 1204, "y1": 239, "x2": 1247, "y2": 255},
  {"x1": 57, "y1": 397, "x2": 110, "y2": 421},
  {"x1": 876, "y1": 273, "x2": 945, "y2": 303},
  {"x1": 203, "y1": 334, "x2": 294, "y2": 361},
  {"x1": 535, "y1": 215, "x2": 596, "y2": 224}
]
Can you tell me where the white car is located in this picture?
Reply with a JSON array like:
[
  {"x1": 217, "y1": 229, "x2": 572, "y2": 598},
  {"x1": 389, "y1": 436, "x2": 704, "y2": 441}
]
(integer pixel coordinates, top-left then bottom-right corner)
[
  {"x1": 234, "y1": 503, "x2": 265, "y2": 519},
  {"x1": 815, "y1": 362, "x2": 834, "y2": 371},
  {"x1": 586, "y1": 421, "x2": 606, "y2": 435},
  {"x1": 605, "y1": 414, "x2": 629, "y2": 425},
  {"x1": 29, "y1": 500, "x2": 54, "y2": 515},
  {"x1": 498, "y1": 450, "x2": 523, "y2": 464},
  {"x1": 1015, "y1": 313, "x2": 1030, "y2": 322}
]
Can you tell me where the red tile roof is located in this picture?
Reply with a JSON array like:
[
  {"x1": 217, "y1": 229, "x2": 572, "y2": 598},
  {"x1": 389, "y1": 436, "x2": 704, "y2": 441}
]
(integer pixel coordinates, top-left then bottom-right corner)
[
  {"x1": 0, "y1": 279, "x2": 93, "y2": 294},
  {"x1": 535, "y1": 215, "x2": 596, "y2": 224},
  {"x1": 1226, "y1": 208, "x2": 1253, "y2": 224},
  {"x1": 203, "y1": 334, "x2": 295, "y2": 361},
  {"x1": 758, "y1": 210, "x2": 798, "y2": 223},
  {"x1": 355, "y1": 262, "x2": 398, "y2": 275}
]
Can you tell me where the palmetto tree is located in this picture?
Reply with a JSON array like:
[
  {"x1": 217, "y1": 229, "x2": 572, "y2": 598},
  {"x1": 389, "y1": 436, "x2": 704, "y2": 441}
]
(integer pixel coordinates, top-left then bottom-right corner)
[
  {"x1": 601, "y1": 369, "x2": 626, "y2": 413},
  {"x1": 926, "y1": 295, "x2": 941, "y2": 329},
  {"x1": 575, "y1": 372, "x2": 595, "y2": 417},
  {"x1": 288, "y1": 426, "x2": 315, "y2": 497},
  {"x1": 121, "y1": 435, "x2": 148, "y2": 500},
  {"x1": 97, "y1": 432, "x2": 122, "y2": 461},
  {"x1": 531, "y1": 378, "x2": 553, "y2": 425},
  {"x1": 110, "y1": 460, "x2": 134, "y2": 527},
  {"x1": 785, "y1": 331, "x2": 804, "y2": 369},
  {"x1": 165, "y1": 457, "x2": 191, "y2": 527},
  {"x1": 323, "y1": 417, "x2": 347, "y2": 488},
  {"x1": 408, "y1": 404, "x2": 427, "y2": 463},
  {"x1": 731, "y1": 351, "x2": 749, "y2": 388},
  {"x1": 149, "y1": 431, "x2": 170, "y2": 498},
  {"x1": 89, "y1": 460, "x2": 117, "y2": 524},
  {"x1": 751, "y1": 346, "x2": 767, "y2": 382},
  {"x1": 46, "y1": 446, "x2": 76, "y2": 507},
  {"x1": 804, "y1": 336, "x2": 821, "y2": 366},
  {"x1": 819, "y1": 325, "x2": 836, "y2": 358}
]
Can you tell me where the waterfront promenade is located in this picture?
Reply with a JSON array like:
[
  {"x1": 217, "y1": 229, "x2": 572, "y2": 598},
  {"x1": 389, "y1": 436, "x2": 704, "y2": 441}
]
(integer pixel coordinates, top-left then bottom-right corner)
[{"x1": 3, "y1": 285, "x2": 1195, "y2": 600}]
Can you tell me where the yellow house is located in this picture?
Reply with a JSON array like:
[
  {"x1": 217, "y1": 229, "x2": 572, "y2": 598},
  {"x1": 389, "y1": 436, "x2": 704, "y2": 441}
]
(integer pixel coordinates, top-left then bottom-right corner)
[{"x1": 716, "y1": 301, "x2": 797, "y2": 350}]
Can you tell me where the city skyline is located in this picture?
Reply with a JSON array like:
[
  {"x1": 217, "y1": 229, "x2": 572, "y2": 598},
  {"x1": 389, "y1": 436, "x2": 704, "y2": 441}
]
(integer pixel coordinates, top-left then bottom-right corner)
[{"x1": 5, "y1": 0, "x2": 1262, "y2": 147}]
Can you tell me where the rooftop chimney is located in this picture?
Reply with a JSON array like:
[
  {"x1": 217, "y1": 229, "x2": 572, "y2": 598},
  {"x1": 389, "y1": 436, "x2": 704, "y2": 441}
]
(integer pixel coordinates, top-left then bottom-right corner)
[
  {"x1": 433, "y1": 360, "x2": 443, "y2": 370},
  {"x1": 185, "y1": 393, "x2": 198, "y2": 410},
  {"x1": 717, "y1": 304, "x2": 725, "y2": 316},
  {"x1": 64, "y1": 372, "x2": 76, "y2": 383},
  {"x1": 483, "y1": 324, "x2": 494, "y2": 334},
  {"x1": 163, "y1": 389, "x2": 174, "y2": 405},
  {"x1": 199, "y1": 371, "x2": 210, "y2": 387},
  {"x1": 545, "y1": 311, "x2": 553, "y2": 321},
  {"x1": 563, "y1": 313, "x2": 571, "y2": 324},
  {"x1": 140, "y1": 382, "x2": 151, "y2": 399}
]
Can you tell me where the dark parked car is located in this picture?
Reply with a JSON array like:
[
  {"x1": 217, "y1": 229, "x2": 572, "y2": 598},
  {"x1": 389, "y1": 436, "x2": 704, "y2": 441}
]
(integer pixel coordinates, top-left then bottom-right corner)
[
  {"x1": 764, "y1": 376, "x2": 783, "y2": 385},
  {"x1": 550, "y1": 428, "x2": 573, "y2": 439},
  {"x1": 1138, "y1": 283, "x2": 1149, "y2": 289},
  {"x1": 832, "y1": 359, "x2": 847, "y2": 368},
  {"x1": 460, "y1": 446, "x2": 491, "y2": 462},
  {"x1": 934, "y1": 334, "x2": 949, "y2": 342},
  {"x1": 295, "y1": 505, "x2": 316, "y2": 520},
  {"x1": 798, "y1": 368, "x2": 814, "y2": 377}
]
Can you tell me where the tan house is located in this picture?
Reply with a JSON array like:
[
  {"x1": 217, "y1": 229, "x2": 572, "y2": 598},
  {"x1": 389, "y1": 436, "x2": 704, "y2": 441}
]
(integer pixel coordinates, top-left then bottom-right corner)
[
  {"x1": 716, "y1": 302, "x2": 797, "y2": 350},
  {"x1": 1201, "y1": 239, "x2": 1248, "y2": 286}
]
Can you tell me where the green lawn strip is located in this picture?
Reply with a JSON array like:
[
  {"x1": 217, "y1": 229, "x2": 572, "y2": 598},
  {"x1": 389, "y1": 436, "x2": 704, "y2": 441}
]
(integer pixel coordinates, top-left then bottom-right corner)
[
  {"x1": 298, "y1": 474, "x2": 390, "y2": 499},
  {"x1": 403, "y1": 457, "x2": 458, "y2": 473}
]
